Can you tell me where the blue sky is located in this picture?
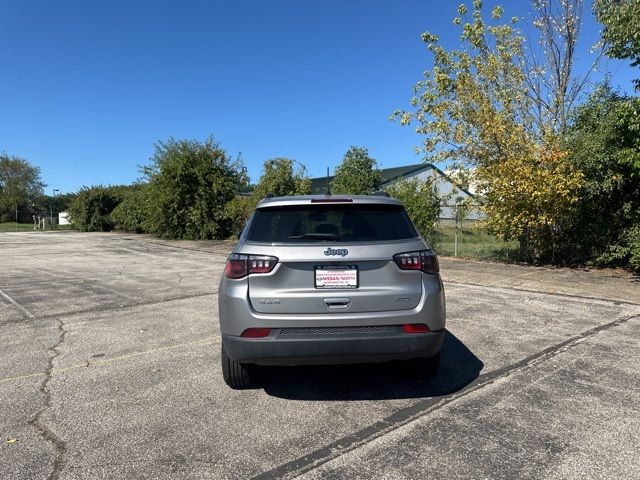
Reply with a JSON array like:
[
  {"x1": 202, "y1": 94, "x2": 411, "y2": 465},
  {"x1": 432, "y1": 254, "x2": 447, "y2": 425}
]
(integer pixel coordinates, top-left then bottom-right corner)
[{"x1": 0, "y1": 0, "x2": 635, "y2": 194}]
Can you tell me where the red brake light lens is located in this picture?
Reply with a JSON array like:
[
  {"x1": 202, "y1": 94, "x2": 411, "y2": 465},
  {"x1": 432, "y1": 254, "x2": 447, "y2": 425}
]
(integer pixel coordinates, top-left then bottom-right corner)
[
  {"x1": 393, "y1": 250, "x2": 439, "y2": 274},
  {"x1": 310, "y1": 198, "x2": 353, "y2": 203},
  {"x1": 224, "y1": 254, "x2": 278, "y2": 279}
]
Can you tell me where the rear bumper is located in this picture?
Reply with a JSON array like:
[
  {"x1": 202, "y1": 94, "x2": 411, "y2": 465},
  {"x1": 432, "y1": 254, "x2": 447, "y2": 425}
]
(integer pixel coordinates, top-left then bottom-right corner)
[
  {"x1": 218, "y1": 274, "x2": 446, "y2": 337},
  {"x1": 222, "y1": 328, "x2": 444, "y2": 366}
]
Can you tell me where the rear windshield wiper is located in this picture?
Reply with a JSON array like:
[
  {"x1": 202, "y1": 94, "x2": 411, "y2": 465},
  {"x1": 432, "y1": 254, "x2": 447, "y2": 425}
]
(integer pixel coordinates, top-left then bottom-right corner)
[{"x1": 288, "y1": 233, "x2": 338, "y2": 241}]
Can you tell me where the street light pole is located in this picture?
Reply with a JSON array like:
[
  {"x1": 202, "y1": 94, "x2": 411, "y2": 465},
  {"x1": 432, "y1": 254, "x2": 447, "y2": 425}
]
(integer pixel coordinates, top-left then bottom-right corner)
[{"x1": 51, "y1": 189, "x2": 60, "y2": 230}]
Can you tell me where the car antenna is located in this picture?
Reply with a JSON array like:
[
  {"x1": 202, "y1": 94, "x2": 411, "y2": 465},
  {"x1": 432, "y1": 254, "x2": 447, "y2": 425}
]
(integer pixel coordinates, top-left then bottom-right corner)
[{"x1": 326, "y1": 167, "x2": 331, "y2": 196}]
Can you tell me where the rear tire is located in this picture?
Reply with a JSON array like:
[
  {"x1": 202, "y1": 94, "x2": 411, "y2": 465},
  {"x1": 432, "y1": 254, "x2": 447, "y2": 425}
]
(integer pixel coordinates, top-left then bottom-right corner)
[
  {"x1": 408, "y1": 351, "x2": 440, "y2": 380},
  {"x1": 221, "y1": 345, "x2": 256, "y2": 389}
]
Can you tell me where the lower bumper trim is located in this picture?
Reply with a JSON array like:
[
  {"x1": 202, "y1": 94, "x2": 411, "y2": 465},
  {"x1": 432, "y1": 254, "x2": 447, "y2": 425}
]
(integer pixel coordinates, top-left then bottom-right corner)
[{"x1": 222, "y1": 329, "x2": 444, "y2": 366}]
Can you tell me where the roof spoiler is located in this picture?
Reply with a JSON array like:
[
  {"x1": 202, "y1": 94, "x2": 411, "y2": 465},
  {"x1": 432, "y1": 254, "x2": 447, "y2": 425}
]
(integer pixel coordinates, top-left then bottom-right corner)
[{"x1": 372, "y1": 191, "x2": 390, "y2": 197}]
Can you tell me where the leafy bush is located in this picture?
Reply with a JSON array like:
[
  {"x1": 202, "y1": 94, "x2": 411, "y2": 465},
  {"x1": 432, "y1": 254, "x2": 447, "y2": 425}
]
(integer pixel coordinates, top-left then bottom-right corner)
[
  {"x1": 386, "y1": 177, "x2": 441, "y2": 247},
  {"x1": 567, "y1": 85, "x2": 640, "y2": 268},
  {"x1": 596, "y1": 223, "x2": 640, "y2": 274},
  {"x1": 225, "y1": 158, "x2": 311, "y2": 236},
  {"x1": 67, "y1": 186, "x2": 129, "y2": 231},
  {"x1": 142, "y1": 137, "x2": 247, "y2": 240},
  {"x1": 224, "y1": 196, "x2": 254, "y2": 236},
  {"x1": 627, "y1": 225, "x2": 640, "y2": 273},
  {"x1": 110, "y1": 186, "x2": 149, "y2": 233}
]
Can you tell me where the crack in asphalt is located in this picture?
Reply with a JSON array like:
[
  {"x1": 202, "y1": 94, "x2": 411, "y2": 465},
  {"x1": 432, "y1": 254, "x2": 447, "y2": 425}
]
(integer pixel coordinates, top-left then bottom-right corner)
[
  {"x1": 0, "y1": 290, "x2": 217, "y2": 328},
  {"x1": 28, "y1": 317, "x2": 68, "y2": 480},
  {"x1": 443, "y1": 280, "x2": 640, "y2": 307},
  {"x1": 253, "y1": 312, "x2": 640, "y2": 480},
  {"x1": 0, "y1": 335, "x2": 219, "y2": 386}
]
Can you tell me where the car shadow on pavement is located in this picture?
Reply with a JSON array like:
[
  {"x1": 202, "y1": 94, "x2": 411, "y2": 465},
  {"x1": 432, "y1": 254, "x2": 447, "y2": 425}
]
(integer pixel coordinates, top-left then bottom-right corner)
[{"x1": 260, "y1": 330, "x2": 483, "y2": 401}]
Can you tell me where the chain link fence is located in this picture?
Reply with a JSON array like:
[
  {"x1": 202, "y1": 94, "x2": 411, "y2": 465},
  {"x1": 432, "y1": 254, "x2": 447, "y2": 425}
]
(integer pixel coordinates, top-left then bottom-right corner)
[
  {"x1": 434, "y1": 204, "x2": 519, "y2": 261},
  {"x1": 0, "y1": 210, "x2": 70, "y2": 232}
]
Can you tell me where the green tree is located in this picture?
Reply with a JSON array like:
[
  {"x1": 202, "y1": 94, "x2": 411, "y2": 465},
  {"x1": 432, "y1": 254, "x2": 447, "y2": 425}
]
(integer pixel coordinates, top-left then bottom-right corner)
[
  {"x1": 386, "y1": 177, "x2": 441, "y2": 247},
  {"x1": 142, "y1": 137, "x2": 246, "y2": 240},
  {"x1": 479, "y1": 146, "x2": 583, "y2": 261},
  {"x1": 566, "y1": 84, "x2": 640, "y2": 270},
  {"x1": 250, "y1": 157, "x2": 311, "y2": 199},
  {"x1": 39, "y1": 192, "x2": 76, "y2": 213},
  {"x1": 331, "y1": 146, "x2": 382, "y2": 195},
  {"x1": 225, "y1": 157, "x2": 311, "y2": 235},
  {"x1": 444, "y1": 168, "x2": 476, "y2": 223},
  {"x1": 0, "y1": 153, "x2": 45, "y2": 220},
  {"x1": 392, "y1": 2, "x2": 584, "y2": 262},
  {"x1": 595, "y1": 0, "x2": 640, "y2": 90}
]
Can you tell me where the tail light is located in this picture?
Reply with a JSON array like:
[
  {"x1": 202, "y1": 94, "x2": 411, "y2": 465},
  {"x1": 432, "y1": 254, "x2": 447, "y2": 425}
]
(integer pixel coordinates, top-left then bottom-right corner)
[
  {"x1": 224, "y1": 253, "x2": 278, "y2": 279},
  {"x1": 393, "y1": 250, "x2": 439, "y2": 274}
]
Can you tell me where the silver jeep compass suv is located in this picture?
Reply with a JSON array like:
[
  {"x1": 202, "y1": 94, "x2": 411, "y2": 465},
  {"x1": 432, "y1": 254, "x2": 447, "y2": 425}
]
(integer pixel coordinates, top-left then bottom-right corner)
[{"x1": 218, "y1": 194, "x2": 446, "y2": 388}]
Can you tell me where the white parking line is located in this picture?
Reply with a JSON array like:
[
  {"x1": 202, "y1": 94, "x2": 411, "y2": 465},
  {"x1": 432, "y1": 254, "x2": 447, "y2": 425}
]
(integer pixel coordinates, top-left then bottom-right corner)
[{"x1": 0, "y1": 287, "x2": 34, "y2": 319}]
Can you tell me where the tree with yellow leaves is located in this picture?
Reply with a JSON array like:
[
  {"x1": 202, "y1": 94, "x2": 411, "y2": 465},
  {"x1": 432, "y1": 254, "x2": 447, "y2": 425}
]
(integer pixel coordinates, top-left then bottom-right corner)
[
  {"x1": 478, "y1": 146, "x2": 583, "y2": 261},
  {"x1": 393, "y1": 1, "x2": 585, "y2": 261}
]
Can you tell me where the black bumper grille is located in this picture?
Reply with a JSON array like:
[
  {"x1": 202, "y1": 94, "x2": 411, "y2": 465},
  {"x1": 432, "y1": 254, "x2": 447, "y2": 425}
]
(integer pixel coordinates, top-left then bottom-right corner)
[{"x1": 278, "y1": 325, "x2": 398, "y2": 336}]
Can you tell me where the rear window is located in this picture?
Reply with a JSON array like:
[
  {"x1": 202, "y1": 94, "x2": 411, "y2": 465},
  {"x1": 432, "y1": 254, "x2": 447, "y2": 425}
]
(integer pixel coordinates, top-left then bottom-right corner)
[{"x1": 247, "y1": 204, "x2": 418, "y2": 243}]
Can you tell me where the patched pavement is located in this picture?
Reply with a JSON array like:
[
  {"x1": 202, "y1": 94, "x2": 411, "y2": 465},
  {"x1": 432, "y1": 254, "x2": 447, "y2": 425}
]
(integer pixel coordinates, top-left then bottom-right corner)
[{"x1": 1, "y1": 232, "x2": 638, "y2": 479}]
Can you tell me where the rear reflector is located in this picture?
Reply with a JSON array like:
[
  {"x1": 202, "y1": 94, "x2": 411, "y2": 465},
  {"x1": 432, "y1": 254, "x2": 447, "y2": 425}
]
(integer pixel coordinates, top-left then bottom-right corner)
[
  {"x1": 240, "y1": 328, "x2": 272, "y2": 338},
  {"x1": 402, "y1": 323, "x2": 431, "y2": 334}
]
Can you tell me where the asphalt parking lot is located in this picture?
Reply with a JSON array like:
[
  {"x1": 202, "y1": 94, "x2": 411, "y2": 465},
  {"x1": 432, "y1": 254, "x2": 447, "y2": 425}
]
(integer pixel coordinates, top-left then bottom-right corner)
[{"x1": 1, "y1": 232, "x2": 639, "y2": 479}]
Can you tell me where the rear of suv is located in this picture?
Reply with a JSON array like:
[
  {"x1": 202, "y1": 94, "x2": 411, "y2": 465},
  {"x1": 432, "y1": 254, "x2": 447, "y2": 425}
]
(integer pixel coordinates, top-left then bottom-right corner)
[{"x1": 218, "y1": 194, "x2": 446, "y2": 388}]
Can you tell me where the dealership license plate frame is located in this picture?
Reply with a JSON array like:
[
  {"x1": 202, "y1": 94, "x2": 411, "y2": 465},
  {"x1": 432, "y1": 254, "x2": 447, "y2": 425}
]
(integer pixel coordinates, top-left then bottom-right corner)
[{"x1": 314, "y1": 265, "x2": 359, "y2": 289}]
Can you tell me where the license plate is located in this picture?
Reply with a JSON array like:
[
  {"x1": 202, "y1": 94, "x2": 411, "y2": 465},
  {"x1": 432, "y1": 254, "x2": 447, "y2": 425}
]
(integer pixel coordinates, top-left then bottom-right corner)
[{"x1": 315, "y1": 266, "x2": 358, "y2": 289}]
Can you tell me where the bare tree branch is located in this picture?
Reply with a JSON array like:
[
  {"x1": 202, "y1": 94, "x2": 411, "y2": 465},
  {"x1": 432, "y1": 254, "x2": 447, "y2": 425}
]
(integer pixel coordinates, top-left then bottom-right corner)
[{"x1": 525, "y1": 0, "x2": 598, "y2": 135}]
